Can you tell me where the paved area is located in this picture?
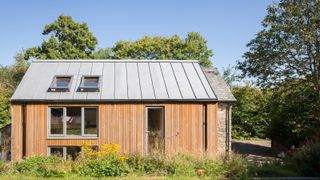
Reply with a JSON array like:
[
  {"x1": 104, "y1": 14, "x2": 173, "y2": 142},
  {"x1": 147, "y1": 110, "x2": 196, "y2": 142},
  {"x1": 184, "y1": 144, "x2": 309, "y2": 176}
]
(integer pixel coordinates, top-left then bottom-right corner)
[{"x1": 232, "y1": 140, "x2": 278, "y2": 163}]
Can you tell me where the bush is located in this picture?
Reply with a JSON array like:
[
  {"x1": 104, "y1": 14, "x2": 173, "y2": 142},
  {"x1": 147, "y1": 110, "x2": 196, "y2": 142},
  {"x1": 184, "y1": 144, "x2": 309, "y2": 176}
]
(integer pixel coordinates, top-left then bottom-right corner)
[
  {"x1": 126, "y1": 154, "x2": 167, "y2": 175},
  {"x1": 166, "y1": 154, "x2": 196, "y2": 176},
  {"x1": 197, "y1": 158, "x2": 226, "y2": 177},
  {"x1": 232, "y1": 85, "x2": 271, "y2": 139},
  {"x1": 77, "y1": 156, "x2": 129, "y2": 177},
  {"x1": 249, "y1": 161, "x2": 299, "y2": 177},
  {"x1": 14, "y1": 156, "x2": 68, "y2": 177},
  {"x1": 289, "y1": 142, "x2": 320, "y2": 176}
]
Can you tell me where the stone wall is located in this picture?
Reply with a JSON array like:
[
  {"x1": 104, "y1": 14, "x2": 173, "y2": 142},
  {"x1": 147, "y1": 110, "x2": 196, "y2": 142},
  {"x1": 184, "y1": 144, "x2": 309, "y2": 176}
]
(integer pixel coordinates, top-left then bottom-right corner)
[{"x1": 217, "y1": 103, "x2": 232, "y2": 154}]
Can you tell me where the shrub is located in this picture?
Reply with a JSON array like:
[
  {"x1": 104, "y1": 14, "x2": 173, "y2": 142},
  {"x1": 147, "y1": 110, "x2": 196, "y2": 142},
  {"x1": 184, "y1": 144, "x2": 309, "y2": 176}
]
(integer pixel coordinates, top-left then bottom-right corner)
[
  {"x1": 77, "y1": 156, "x2": 129, "y2": 177},
  {"x1": 166, "y1": 154, "x2": 196, "y2": 176},
  {"x1": 14, "y1": 156, "x2": 68, "y2": 177},
  {"x1": 249, "y1": 161, "x2": 299, "y2": 177},
  {"x1": 223, "y1": 155, "x2": 249, "y2": 179},
  {"x1": 126, "y1": 154, "x2": 167, "y2": 175},
  {"x1": 77, "y1": 143, "x2": 129, "y2": 177},
  {"x1": 197, "y1": 158, "x2": 226, "y2": 177},
  {"x1": 289, "y1": 142, "x2": 320, "y2": 176}
]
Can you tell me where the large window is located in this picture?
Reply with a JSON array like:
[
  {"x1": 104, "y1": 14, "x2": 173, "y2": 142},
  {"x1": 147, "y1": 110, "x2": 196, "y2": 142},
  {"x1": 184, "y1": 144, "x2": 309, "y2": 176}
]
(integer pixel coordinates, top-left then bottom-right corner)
[{"x1": 49, "y1": 107, "x2": 98, "y2": 137}]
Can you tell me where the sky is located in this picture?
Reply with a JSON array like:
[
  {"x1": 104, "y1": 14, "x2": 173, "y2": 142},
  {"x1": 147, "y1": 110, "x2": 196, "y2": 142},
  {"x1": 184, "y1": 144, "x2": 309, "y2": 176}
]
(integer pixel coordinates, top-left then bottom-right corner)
[{"x1": 0, "y1": 0, "x2": 272, "y2": 71}]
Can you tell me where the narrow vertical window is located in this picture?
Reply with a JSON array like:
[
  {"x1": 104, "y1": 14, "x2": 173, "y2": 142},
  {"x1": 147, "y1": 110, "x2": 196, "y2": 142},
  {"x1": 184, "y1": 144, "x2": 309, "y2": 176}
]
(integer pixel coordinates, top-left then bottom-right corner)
[
  {"x1": 66, "y1": 107, "x2": 81, "y2": 135},
  {"x1": 50, "y1": 108, "x2": 64, "y2": 135},
  {"x1": 84, "y1": 107, "x2": 97, "y2": 135}
]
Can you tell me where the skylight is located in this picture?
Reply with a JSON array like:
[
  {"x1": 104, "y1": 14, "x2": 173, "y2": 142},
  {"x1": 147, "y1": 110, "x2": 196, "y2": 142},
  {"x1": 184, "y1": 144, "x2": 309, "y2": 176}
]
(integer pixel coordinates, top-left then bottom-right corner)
[
  {"x1": 79, "y1": 76, "x2": 100, "y2": 92},
  {"x1": 48, "y1": 76, "x2": 72, "y2": 92}
]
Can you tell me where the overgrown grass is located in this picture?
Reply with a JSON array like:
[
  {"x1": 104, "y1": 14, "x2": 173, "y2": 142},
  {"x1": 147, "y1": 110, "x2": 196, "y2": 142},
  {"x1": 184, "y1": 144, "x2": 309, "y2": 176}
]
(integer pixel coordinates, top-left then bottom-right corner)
[{"x1": 0, "y1": 142, "x2": 319, "y2": 178}]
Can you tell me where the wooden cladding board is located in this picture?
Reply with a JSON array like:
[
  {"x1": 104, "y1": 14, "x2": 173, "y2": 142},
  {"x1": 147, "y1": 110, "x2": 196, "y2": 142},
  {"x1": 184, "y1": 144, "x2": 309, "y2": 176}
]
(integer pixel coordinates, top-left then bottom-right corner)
[
  {"x1": 11, "y1": 104, "x2": 23, "y2": 160},
  {"x1": 11, "y1": 103, "x2": 218, "y2": 159}
]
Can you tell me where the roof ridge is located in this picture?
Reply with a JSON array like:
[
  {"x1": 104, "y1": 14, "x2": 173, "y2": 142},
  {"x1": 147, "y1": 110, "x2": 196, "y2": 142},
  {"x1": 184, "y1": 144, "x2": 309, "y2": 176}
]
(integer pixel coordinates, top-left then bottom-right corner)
[{"x1": 33, "y1": 59, "x2": 200, "y2": 63}]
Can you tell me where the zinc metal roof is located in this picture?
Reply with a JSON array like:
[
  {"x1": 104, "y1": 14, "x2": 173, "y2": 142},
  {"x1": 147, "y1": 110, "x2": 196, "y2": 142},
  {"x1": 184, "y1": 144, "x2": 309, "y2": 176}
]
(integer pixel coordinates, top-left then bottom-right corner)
[{"x1": 11, "y1": 60, "x2": 218, "y2": 102}]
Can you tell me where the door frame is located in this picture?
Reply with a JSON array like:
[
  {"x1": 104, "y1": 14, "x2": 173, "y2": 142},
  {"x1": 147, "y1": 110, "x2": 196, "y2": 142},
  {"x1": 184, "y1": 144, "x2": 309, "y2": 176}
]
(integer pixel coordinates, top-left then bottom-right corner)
[{"x1": 145, "y1": 106, "x2": 165, "y2": 155}]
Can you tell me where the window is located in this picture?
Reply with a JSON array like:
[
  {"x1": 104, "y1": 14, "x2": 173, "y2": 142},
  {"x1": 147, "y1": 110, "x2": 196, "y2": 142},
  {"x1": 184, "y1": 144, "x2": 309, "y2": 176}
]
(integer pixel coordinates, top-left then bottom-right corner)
[
  {"x1": 49, "y1": 107, "x2": 98, "y2": 137},
  {"x1": 66, "y1": 107, "x2": 81, "y2": 135},
  {"x1": 49, "y1": 146, "x2": 81, "y2": 160},
  {"x1": 48, "y1": 76, "x2": 72, "y2": 92},
  {"x1": 50, "y1": 108, "x2": 63, "y2": 134},
  {"x1": 79, "y1": 76, "x2": 100, "y2": 92},
  {"x1": 84, "y1": 108, "x2": 97, "y2": 135}
]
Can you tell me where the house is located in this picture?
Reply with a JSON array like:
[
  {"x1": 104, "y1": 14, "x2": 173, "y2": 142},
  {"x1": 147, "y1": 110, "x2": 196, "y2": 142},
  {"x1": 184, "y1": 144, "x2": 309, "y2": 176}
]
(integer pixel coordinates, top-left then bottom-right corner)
[{"x1": 10, "y1": 60, "x2": 235, "y2": 160}]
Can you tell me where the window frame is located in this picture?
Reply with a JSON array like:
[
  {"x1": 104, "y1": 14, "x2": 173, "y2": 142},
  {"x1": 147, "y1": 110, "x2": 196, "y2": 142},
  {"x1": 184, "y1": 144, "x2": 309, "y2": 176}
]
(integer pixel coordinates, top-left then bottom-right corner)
[
  {"x1": 48, "y1": 146, "x2": 83, "y2": 160},
  {"x1": 48, "y1": 106, "x2": 98, "y2": 139},
  {"x1": 48, "y1": 75, "x2": 73, "y2": 92},
  {"x1": 79, "y1": 75, "x2": 101, "y2": 92}
]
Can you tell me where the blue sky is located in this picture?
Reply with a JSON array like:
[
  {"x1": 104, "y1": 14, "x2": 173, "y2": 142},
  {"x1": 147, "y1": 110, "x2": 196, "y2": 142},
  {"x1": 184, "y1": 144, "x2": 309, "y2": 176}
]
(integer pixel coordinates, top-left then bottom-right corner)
[{"x1": 0, "y1": 0, "x2": 272, "y2": 71}]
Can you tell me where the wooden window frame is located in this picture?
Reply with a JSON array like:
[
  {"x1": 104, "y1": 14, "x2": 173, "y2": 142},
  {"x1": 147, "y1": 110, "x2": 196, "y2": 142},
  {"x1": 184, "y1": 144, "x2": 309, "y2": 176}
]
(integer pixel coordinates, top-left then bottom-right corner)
[{"x1": 48, "y1": 106, "x2": 98, "y2": 139}]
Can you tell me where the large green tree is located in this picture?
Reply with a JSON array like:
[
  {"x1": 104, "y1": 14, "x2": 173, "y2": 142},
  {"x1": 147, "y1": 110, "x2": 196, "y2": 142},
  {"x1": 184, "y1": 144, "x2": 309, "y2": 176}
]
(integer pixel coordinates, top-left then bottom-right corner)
[
  {"x1": 25, "y1": 15, "x2": 98, "y2": 60},
  {"x1": 0, "y1": 53, "x2": 29, "y2": 127},
  {"x1": 107, "y1": 32, "x2": 213, "y2": 67},
  {"x1": 237, "y1": 0, "x2": 320, "y2": 145},
  {"x1": 238, "y1": 0, "x2": 320, "y2": 94}
]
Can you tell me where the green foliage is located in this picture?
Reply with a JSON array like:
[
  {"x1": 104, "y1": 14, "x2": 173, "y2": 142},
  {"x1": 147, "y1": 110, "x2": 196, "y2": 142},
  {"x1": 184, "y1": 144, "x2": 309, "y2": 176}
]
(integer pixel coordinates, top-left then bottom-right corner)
[
  {"x1": 111, "y1": 32, "x2": 213, "y2": 67},
  {"x1": 232, "y1": 85, "x2": 271, "y2": 139},
  {"x1": 249, "y1": 161, "x2": 299, "y2": 177},
  {"x1": 14, "y1": 156, "x2": 68, "y2": 177},
  {"x1": 166, "y1": 154, "x2": 196, "y2": 176},
  {"x1": 25, "y1": 15, "x2": 98, "y2": 60},
  {"x1": 238, "y1": 0, "x2": 320, "y2": 91},
  {"x1": 289, "y1": 142, "x2": 320, "y2": 176},
  {"x1": 0, "y1": 53, "x2": 29, "y2": 128},
  {"x1": 267, "y1": 80, "x2": 320, "y2": 146},
  {"x1": 237, "y1": 0, "x2": 320, "y2": 145},
  {"x1": 77, "y1": 156, "x2": 129, "y2": 177},
  {"x1": 196, "y1": 158, "x2": 226, "y2": 177},
  {"x1": 222, "y1": 66, "x2": 238, "y2": 87},
  {"x1": 92, "y1": 48, "x2": 114, "y2": 59},
  {"x1": 3, "y1": 153, "x2": 320, "y2": 178},
  {"x1": 126, "y1": 154, "x2": 167, "y2": 175}
]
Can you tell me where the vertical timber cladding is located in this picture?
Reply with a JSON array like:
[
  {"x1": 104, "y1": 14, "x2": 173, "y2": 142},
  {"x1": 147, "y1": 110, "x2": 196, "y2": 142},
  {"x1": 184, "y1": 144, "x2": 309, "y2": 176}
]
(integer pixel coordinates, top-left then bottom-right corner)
[
  {"x1": 11, "y1": 104, "x2": 23, "y2": 160},
  {"x1": 20, "y1": 102, "x2": 217, "y2": 157}
]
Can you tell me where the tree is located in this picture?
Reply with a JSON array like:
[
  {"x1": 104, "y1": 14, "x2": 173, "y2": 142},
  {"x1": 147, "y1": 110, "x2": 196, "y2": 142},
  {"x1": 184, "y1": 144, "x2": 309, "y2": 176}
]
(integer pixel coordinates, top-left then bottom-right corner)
[
  {"x1": 222, "y1": 66, "x2": 237, "y2": 87},
  {"x1": 92, "y1": 48, "x2": 114, "y2": 59},
  {"x1": 0, "y1": 53, "x2": 29, "y2": 128},
  {"x1": 25, "y1": 15, "x2": 98, "y2": 60},
  {"x1": 232, "y1": 85, "x2": 271, "y2": 139},
  {"x1": 238, "y1": 0, "x2": 320, "y2": 95},
  {"x1": 237, "y1": 0, "x2": 320, "y2": 145},
  {"x1": 111, "y1": 32, "x2": 213, "y2": 67}
]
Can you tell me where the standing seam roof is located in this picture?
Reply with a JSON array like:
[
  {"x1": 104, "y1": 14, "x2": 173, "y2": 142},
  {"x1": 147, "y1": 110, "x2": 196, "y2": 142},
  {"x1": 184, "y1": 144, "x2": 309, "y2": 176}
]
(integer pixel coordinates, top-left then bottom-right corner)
[{"x1": 11, "y1": 60, "x2": 218, "y2": 102}]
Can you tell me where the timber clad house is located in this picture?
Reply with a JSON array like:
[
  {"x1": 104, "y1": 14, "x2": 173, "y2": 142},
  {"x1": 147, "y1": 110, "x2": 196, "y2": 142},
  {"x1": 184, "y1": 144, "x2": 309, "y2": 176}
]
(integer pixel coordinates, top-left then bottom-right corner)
[{"x1": 10, "y1": 60, "x2": 235, "y2": 160}]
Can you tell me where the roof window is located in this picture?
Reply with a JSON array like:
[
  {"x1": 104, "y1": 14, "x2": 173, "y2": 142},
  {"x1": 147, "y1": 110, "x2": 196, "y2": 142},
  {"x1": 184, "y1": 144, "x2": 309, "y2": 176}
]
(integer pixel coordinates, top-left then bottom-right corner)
[
  {"x1": 79, "y1": 76, "x2": 100, "y2": 92},
  {"x1": 48, "y1": 76, "x2": 72, "y2": 92}
]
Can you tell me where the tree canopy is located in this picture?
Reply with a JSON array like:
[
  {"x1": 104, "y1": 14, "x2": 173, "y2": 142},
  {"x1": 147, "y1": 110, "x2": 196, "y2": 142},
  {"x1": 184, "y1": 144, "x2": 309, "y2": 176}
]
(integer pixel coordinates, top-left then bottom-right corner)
[
  {"x1": 238, "y1": 0, "x2": 320, "y2": 93},
  {"x1": 107, "y1": 32, "x2": 213, "y2": 67},
  {"x1": 236, "y1": 0, "x2": 320, "y2": 145},
  {"x1": 25, "y1": 15, "x2": 98, "y2": 60},
  {"x1": 0, "y1": 53, "x2": 29, "y2": 128}
]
